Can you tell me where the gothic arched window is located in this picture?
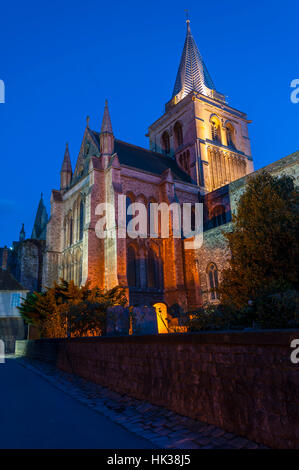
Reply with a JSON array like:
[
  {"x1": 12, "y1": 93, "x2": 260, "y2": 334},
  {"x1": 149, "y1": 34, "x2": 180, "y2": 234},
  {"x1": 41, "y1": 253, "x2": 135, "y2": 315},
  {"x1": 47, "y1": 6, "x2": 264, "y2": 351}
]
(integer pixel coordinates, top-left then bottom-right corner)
[
  {"x1": 69, "y1": 217, "x2": 73, "y2": 246},
  {"x1": 212, "y1": 205, "x2": 227, "y2": 227},
  {"x1": 185, "y1": 150, "x2": 190, "y2": 173},
  {"x1": 63, "y1": 219, "x2": 67, "y2": 249},
  {"x1": 79, "y1": 200, "x2": 84, "y2": 241},
  {"x1": 127, "y1": 245, "x2": 138, "y2": 287},
  {"x1": 207, "y1": 263, "x2": 219, "y2": 301},
  {"x1": 210, "y1": 117, "x2": 221, "y2": 144},
  {"x1": 174, "y1": 122, "x2": 183, "y2": 148},
  {"x1": 226, "y1": 123, "x2": 235, "y2": 149},
  {"x1": 75, "y1": 250, "x2": 82, "y2": 286},
  {"x1": 126, "y1": 194, "x2": 134, "y2": 227},
  {"x1": 179, "y1": 150, "x2": 190, "y2": 173},
  {"x1": 191, "y1": 205, "x2": 196, "y2": 232},
  {"x1": 162, "y1": 131, "x2": 170, "y2": 155},
  {"x1": 147, "y1": 248, "x2": 159, "y2": 289}
]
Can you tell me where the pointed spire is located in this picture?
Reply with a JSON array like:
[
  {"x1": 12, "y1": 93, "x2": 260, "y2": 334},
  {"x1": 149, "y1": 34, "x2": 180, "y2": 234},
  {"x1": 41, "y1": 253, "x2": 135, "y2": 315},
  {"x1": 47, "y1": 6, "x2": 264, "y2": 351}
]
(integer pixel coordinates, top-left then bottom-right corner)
[
  {"x1": 60, "y1": 142, "x2": 72, "y2": 189},
  {"x1": 185, "y1": 9, "x2": 190, "y2": 32},
  {"x1": 31, "y1": 194, "x2": 48, "y2": 240},
  {"x1": 19, "y1": 223, "x2": 25, "y2": 242},
  {"x1": 61, "y1": 142, "x2": 72, "y2": 173},
  {"x1": 100, "y1": 100, "x2": 114, "y2": 160},
  {"x1": 101, "y1": 100, "x2": 113, "y2": 134},
  {"x1": 172, "y1": 19, "x2": 216, "y2": 100}
]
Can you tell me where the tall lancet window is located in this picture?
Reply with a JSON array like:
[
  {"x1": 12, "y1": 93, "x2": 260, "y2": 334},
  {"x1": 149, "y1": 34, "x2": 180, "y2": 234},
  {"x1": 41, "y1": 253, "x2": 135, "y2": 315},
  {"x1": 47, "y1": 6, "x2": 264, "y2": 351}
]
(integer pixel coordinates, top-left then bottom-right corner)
[
  {"x1": 69, "y1": 217, "x2": 73, "y2": 246},
  {"x1": 162, "y1": 131, "x2": 170, "y2": 155},
  {"x1": 79, "y1": 200, "x2": 84, "y2": 241},
  {"x1": 147, "y1": 248, "x2": 159, "y2": 289},
  {"x1": 127, "y1": 246, "x2": 139, "y2": 288},
  {"x1": 226, "y1": 123, "x2": 235, "y2": 149},
  {"x1": 210, "y1": 116, "x2": 221, "y2": 144},
  {"x1": 207, "y1": 263, "x2": 219, "y2": 301},
  {"x1": 174, "y1": 122, "x2": 183, "y2": 148}
]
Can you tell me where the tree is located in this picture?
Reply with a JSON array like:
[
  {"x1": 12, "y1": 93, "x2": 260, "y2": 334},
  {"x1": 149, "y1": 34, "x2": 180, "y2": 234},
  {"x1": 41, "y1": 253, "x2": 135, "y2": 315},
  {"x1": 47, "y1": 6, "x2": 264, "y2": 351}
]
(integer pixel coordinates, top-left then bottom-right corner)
[
  {"x1": 18, "y1": 280, "x2": 127, "y2": 338},
  {"x1": 67, "y1": 286, "x2": 127, "y2": 337},
  {"x1": 218, "y1": 171, "x2": 299, "y2": 309}
]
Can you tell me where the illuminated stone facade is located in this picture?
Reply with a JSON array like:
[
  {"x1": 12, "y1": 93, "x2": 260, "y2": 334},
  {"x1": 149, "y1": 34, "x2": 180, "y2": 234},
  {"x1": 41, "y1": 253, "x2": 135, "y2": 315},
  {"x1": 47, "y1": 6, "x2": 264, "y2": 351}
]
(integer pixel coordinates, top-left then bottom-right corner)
[{"x1": 43, "y1": 21, "x2": 298, "y2": 313}]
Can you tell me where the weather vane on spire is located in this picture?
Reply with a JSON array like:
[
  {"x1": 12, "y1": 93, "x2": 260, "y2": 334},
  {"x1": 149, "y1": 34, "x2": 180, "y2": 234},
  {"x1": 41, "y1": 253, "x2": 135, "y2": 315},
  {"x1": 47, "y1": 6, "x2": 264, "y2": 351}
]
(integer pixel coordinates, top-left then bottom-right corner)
[{"x1": 185, "y1": 9, "x2": 190, "y2": 31}]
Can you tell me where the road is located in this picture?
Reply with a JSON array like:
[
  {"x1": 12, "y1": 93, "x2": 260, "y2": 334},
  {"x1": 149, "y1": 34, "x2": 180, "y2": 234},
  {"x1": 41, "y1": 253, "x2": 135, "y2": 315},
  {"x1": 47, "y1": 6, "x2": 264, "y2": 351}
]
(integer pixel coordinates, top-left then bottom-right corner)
[{"x1": 0, "y1": 359, "x2": 153, "y2": 449}]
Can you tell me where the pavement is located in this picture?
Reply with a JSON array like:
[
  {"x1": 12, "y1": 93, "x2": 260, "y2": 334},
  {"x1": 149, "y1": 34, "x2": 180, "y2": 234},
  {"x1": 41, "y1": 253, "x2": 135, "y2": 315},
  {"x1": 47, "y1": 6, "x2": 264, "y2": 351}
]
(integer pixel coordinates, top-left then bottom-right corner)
[
  {"x1": 0, "y1": 357, "x2": 267, "y2": 449},
  {"x1": 0, "y1": 358, "x2": 154, "y2": 449}
]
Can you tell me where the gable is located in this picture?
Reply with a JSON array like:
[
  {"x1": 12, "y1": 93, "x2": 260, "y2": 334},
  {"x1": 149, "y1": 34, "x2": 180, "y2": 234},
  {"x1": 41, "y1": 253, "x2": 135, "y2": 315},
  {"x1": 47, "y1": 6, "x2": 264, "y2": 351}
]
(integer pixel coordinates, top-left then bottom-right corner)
[
  {"x1": 72, "y1": 128, "x2": 100, "y2": 183},
  {"x1": 89, "y1": 130, "x2": 194, "y2": 184}
]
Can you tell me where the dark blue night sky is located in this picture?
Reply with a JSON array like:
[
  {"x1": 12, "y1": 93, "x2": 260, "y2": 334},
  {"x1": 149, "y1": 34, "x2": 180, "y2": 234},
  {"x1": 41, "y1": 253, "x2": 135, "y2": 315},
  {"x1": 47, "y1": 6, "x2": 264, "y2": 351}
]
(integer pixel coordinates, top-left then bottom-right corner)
[{"x1": 0, "y1": 0, "x2": 298, "y2": 246}]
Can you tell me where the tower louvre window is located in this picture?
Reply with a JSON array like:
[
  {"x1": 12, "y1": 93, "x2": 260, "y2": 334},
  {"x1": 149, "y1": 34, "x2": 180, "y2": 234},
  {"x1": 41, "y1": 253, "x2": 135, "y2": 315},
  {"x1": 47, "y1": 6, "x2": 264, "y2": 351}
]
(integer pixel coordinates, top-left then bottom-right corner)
[
  {"x1": 211, "y1": 121, "x2": 221, "y2": 144},
  {"x1": 226, "y1": 124, "x2": 236, "y2": 149},
  {"x1": 179, "y1": 150, "x2": 190, "y2": 173},
  {"x1": 174, "y1": 122, "x2": 183, "y2": 148},
  {"x1": 162, "y1": 131, "x2": 170, "y2": 155}
]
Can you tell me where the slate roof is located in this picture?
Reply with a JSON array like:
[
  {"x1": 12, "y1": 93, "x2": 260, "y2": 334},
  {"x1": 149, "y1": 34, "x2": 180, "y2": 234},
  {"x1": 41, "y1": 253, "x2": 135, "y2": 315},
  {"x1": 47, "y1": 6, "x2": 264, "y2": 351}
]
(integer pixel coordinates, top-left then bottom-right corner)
[
  {"x1": 172, "y1": 20, "x2": 215, "y2": 99},
  {"x1": 89, "y1": 130, "x2": 194, "y2": 184},
  {"x1": 0, "y1": 268, "x2": 26, "y2": 291}
]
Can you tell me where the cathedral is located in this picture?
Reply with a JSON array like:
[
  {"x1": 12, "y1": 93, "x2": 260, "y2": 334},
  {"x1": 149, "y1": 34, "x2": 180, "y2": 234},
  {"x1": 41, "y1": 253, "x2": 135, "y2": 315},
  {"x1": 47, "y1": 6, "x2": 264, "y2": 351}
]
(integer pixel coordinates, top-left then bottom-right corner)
[
  {"x1": 0, "y1": 194, "x2": 48, "y2": 292},
  {"x1": 43, "y1": 20, "x2": 298, "y2": 312}
]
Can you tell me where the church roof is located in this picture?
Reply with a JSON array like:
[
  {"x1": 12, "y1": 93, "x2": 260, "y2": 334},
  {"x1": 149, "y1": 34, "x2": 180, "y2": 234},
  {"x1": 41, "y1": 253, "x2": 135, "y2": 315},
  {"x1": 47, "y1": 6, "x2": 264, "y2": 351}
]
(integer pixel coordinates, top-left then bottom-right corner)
[
  {"x1": 172, "y1": 20, "x2": 215, "y2": 99},
  {"x1": 89, "y1": 130, "x2": 194, "y2": 183},
  {"x1": 31, "y1": 194, "x2": 48, "y2": 240},
  {"x1": 0, "y1": 268, "x2": 26, "y2": 291}
]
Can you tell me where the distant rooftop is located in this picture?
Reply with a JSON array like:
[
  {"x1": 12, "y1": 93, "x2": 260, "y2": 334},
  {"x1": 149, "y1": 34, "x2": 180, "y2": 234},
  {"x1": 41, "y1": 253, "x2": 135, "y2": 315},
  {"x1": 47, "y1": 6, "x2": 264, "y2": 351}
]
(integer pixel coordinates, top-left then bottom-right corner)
[{"x1": 0, "y1": 268, "x2": 27, "y2": 291}]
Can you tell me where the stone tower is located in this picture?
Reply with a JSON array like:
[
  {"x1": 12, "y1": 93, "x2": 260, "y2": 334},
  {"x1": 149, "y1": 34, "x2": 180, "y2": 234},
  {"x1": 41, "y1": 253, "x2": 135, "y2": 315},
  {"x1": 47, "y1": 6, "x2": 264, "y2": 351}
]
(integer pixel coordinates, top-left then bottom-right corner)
[{"x1": 148, "y1": 19, "x2": 253, "y2": 192}]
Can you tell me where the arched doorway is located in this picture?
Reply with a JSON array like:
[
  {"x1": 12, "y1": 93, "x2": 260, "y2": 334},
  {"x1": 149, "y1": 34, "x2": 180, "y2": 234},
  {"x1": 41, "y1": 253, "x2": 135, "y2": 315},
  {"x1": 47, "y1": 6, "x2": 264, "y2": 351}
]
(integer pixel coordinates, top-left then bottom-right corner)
[{"x1": 153, "y1": 302, "x2": 168, "y2": 334}]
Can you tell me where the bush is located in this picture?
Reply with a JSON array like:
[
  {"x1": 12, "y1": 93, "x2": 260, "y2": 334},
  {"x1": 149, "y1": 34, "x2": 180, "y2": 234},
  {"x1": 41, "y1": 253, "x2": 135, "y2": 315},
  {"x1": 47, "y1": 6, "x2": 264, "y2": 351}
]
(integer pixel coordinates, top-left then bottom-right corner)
[
  {"x1": 18, "y1": 280, "x2": 127, "y2": 338},
  {"x1": 187, "y1": 303, "x2": 251, "y2": 332},
  {"x1": 187, "y1": 290, "x2": 299, "y2": 332},
  {"x1": 253, "y1": 290, "x2": 299, "y2": 329}
]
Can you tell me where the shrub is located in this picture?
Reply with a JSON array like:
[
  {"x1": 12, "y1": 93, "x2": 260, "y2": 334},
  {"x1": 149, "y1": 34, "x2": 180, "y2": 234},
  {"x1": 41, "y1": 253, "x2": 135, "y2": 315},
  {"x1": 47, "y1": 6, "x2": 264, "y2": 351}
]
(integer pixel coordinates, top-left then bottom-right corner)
[
  {"x1": 187, "y1": 290, "x2": 299, "y2": 332},
  {"x1": 18, "y1": 280, "x2": 127, "y2": 338},
  {"x1": 187, "y1": 303, "x2": 251, "y2": 332},
  {"x1": 253, "y1": 290, "x2": 299, "y2": 329}
]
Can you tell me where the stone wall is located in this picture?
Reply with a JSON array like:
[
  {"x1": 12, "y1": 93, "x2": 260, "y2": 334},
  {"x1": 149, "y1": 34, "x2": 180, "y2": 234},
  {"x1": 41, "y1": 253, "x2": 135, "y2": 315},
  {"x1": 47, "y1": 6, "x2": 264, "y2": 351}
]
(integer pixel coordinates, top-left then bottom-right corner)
[{"x1": 16, "y1": 330, "x2": 299, "y2": 448}]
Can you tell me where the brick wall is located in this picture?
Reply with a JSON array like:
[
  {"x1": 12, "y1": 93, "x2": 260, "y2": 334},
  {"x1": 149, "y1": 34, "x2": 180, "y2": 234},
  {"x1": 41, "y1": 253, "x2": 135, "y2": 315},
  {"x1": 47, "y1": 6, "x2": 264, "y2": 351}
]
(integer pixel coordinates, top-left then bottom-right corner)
[{"x1": 16, "y1": 330, "x2": 299, "y2": 448}]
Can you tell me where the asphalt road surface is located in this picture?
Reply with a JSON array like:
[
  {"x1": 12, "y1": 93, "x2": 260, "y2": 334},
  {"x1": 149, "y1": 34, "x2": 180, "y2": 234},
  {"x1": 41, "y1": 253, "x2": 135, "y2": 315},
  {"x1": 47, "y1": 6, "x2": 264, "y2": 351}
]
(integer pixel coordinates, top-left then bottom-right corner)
[{"x1": 0, "y1": 358, "x2": 153, "y2": 449}]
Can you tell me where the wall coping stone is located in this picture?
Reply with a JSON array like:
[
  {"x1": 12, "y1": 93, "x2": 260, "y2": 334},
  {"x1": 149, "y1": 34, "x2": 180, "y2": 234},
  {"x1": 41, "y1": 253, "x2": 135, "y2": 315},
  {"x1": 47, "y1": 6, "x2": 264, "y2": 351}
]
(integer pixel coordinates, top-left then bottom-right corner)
[{"x1": 17, "y1": 329, "x2": 299, "y2": 348}]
